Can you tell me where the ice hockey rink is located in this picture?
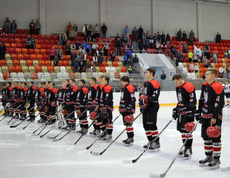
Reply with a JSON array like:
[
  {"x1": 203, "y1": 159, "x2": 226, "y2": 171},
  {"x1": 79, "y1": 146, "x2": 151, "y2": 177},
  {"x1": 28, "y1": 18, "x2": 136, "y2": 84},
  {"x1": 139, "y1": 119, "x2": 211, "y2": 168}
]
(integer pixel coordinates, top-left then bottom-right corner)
[{"x1": 0, "y1": 106, "x2": 230, "y2": 178}]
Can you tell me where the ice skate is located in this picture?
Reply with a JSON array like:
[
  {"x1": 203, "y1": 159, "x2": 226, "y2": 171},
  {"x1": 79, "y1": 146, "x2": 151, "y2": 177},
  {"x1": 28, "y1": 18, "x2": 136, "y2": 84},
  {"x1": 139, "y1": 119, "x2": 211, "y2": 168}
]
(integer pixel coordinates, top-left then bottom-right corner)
[
  {"x1": 208, "y1": 158, "x2": 220, "y2": 169},
  {"x1": 149, "y1": 141, "x2": 160, "y2": 151},
  {"x1": 199, "y1": 155, "x2": 213, "y2": 166},
  {"x1": 123, "y1": 138, "x2": 134, "y2": 145}
]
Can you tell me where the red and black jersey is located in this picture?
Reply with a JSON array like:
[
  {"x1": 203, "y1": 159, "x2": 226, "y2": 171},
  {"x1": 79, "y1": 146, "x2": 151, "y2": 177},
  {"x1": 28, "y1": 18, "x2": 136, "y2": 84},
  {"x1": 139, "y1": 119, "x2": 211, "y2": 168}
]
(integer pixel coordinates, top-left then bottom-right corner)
[
  {"x1": 12, "y1": 86, "x2": 20, "y2": 102},
  {"x1": 58, "y1": 88, "x2": 66, "y2": 104},
  {"x1": 198, "y1": 81, "x2": 224, "y2": 119},
  {"x1": 48, "y1": 88, "x2": 58, "y2": 105},
  {"x1": 119, "y1": 84, "x2": 136, "y2": 113},
  {"x1": 143, "y1": 79, "x2": 160, "y2": 104},
  {"x1": 99, "y1": 84, "x2": 113, "y2": 111},
  {"x1": 95, "y1": 85, "x2": 104, "y2": 106},
  {"x1": 35, "y1": 87, "x2": 44, "y2": 104},
  {"x1": 27, "y1": 85, "x2": 37, "y2": 102},
  {"x1": 176, "y1": 82, "x2": 197, "y2": 115},
  {"x1": 18, "y1": 87, "x2": 28, "y2": 103},
  {"x1": 65, "y1": 85, "x2": 78, "y2": 105},
  {"x1": 6, "y1": 86, "x2": 13, "y2": 101},
  {"x1": 2, "y1": 87, "x2": 7, "y2": 102},
  {"x1": 76, "y1": 86, "x2": 88, "y2": 108},
  {"x1": 44, "y1": 87, "x2": 52, "y2": 105},
  {"x1": 87, "y1": 84, "x2": 98, "y2": 108}
]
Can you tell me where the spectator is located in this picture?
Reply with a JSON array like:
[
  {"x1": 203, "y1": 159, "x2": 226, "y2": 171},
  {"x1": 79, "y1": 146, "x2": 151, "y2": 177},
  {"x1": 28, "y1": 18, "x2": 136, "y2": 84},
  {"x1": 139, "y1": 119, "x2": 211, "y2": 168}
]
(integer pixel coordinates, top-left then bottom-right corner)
[
  {"x1": 124, "y1": 25, "x2": 129, "y2": 41},
  {"x1": 170, "y1": 43, "x2": 176, "y2": 56},
  {"x1": 138, "y1": 83, "x2": 144, "y2": 96},
  {"x1": 126, "y1": 48, "x2": 132, "y2": 65},
  {"x1": 202, "y1": 55, "x2": 209, "y2": 68},
  {"x1": 29, "y1": 20, "x2": 35, "y2": 34},
  {"x1": 101, "y1": 23, "x2": 107, "y2": 38},
  {"x1": 78, "y1": 46, "x2": 84, "y2": 55},
  {"x1": 98, "y1": 54, "x2": 103, "y2": 66},
  {"x1": 70, "y1": 42, "x2": 76, "y2": 54},
  {"x1": 177, "y1": 43, "x2": 183, "y2": 52},
  {"x1": 72, "y1": 57, "x2": 79, "y2": 72},
  {"x1": 0, "y1": 42, "x2": 6, "y2": 60},
  {"x1": 26, "y1": 36, "x2": 32, "y2": 49},
  {"x1": 83, "y1": 51, "x2": 88, "y2": 61},
  {"x1": 160, "y1": 70, "x2": 166, "y2": 80},
  {"x1": 94, "y1": 23, "x2": 99, "y2": 38},
  {"x1": 71, "y1": 51, "x2": 76, "y2": 62},
  {"x1": 166, "y1": 33, "x2": 171, "y2": 45},
  {"x1": 100, "y1": 48, "x2": 105, "y2": 56},
  {"x1": 87, "y1": 24, "x2": 93, "y2": 41},
  {"x1": 155, "y1": 40, "x2": 160, "y2": 53},
  {"x1": 110, "y1": 50, "x2": 116, "y2": 62},
  {"x1": 75, "y1": 41, "x2": 80, "y2": 50},
  {"x1": 138, "y1": 40, "x2": 144, "y2": 53},
  {"x1": 175, "y1": 49, "x2": 181, "y2": 66},
  {"x1": 101, "y1": 40, "x2": 111, "y2": 57},
  {"x1": 177, "y1": 29, "x2": 182, "y2": 41},
  {"x1": 194, "y1": 63, "x2": 199, "y2": 73},
  {"x1": 73, "y1": 23, "x2": 78, "y2": 36},
  {"x1": 224, "y1": 50, "x2": 229, "y2": 58},
  {"x1": 65, "y1": 41, "x2": 71, "y2": 55},
  {"x1": 123, "y1": 55, "x2": 128, "y2": 66},
  {"x1": 61, "y1": 33, "x2": 67, "y2": 46},
  {"x1": 216, "y1": 32, "x2": 221, "y2": 43},
  {"x1": 132, "y1": 54, "x2": 139, "y2": 71},
  {"x1": 193, "y1": 53, "x2": 198, "y2": 63},
  {"x1": 92, "y1": 53, "x2": 98, "y2": 66},
  {"x1": 115, "y1": 33, "x2": 121, "y2": 43},
  {"x1": 156, "y1": 32, "x2": 161, "y2": 42},
  {"x1": 4, "y1": 17, "x2": 11, "y2": 33},
  {"x1": 57, "y1": 33, "x2": 62, "y2": 45},
  {"x1": 85, "y1": 59, "x2": 91, "y2": 70},
  {"x1": 189, "y1": 62, "x2": 195, "y2": 73},
  {"x1": 50, "y1": 46, "x2": 57, "y2": 61},
  {"x1": 82, "y1": 24, "x2": 88, "y2": 39},
  {"x1": 57, "y1": 46, "x2": 63, "y2": 61},
  {"x1": 35, "y1": 19, "x2": 41, "y2": 35},
  {"x1": 183, "y1": 31, "x2": 187, "y2": 41},
  {"x1": 85, "y1": 42, "x2": 92, "y2": 55},
  {"x1": 11, "y1": 20, "x2": 17, "y2": 34},
  {"x1": 53, "y1": 56, "x2": 59, "y2": 66},
  {"x1": 133, "y1": 83, "x2": 137, "y2": 92},
  {"x1": 128, "y1": 65, "x2": 133, "y2": 74},
  {"x1": 204, "y1": 50, "x2": 210, "y2": 60},
  {"x1": 182, "y1": 42, "x2": 188, "y2": 53},
  {"x1": 69, "y1": 27, "x2": 75, "y2": 41},
  {"x1": 161, "y1": 31, "x2": 166, "y2": 43},
  {"x1": 144, "y1": 35, "x2": 149, "y2": 50},
  {"x1": 138, "y1": 25, "x2": 144, "y2": 39},
  {"x1": 79, "y1": 58, "x2": 85, "y2": 72},
  {"x1": 149, "y1": 35, "x2": 154, "y2": 49},
  {"x1": 161, "y1": 42, "x2": 167, "y2": 53},
  {"x1": 92, "y1": 65, "x2": 96, "y2": 72},
  {"x1": 224, "y1": 66, "x2": 229, "y2": 78},
  {"x1": 91, "y1": 32, "x2": 97, "y2": 42},
  {"x1": 122, "y1": 34, "x2": 128, "y2": 47},
  {"x1": 188, "y1": 50, "x2": 193, "y2": 62},
  {"x1": 219, "y1": 65, "x2": 224, "y2": 78},
  {"x1": 92, "y1": 41, "x2": 98, "y2": 54},
  {"x1": 81, "y1": 40, "x2": 86, "y2": 49},
  {"x1": 115, "y1": 38, "x2": 122, "y2": 56},
  {"x1": 189, "y1": 30, "x2": 195, "y2": 46},
  {"x1": 66, "y1": 22, "x2": 72, "y2": 36},
  {"x1": 132, "y1": 27, "x2": 138, "y2": 42},
  {"x1": 212, "y1": 50, "x2": 218, "y2": 63},
  {"x1": 204, "y1": 43, "x2": 210, "y2": 51},
  {"x1": 227, "y1": 48, "x2": 230, "y2": 56}
]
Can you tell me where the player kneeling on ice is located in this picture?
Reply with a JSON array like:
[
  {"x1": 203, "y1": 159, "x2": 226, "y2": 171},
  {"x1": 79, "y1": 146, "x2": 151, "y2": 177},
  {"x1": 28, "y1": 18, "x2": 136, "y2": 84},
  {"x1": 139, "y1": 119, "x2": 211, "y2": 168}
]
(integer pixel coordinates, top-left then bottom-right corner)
[
  {"x1": 172, "y1": 73, "x2": 197, "y2": 158},
  {"x1": 139, "y1": 68, "x2": 161, "y2": 151},
  {"x1": 119, "y1": 76, "x2": 136, "y2": 145},
  {"x1": 196, "y1": 69, "x2": 224, "y2": 168}
]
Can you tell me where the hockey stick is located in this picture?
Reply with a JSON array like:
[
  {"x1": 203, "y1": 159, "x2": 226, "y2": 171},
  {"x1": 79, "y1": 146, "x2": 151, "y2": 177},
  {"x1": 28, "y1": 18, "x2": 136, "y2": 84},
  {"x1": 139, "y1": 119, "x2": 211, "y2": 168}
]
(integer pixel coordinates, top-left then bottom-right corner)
[
  {"x1": 0, "y1": 115, "x2": 9, "y2": 122},
  {"x1": 10, "y1": 106, "x2": 36, "y2": 128},
  {"x1": 23, "y1": 111, "x2": 41, "y2": 130},
  {"x1": 221, "y1": 166, "x2": 230, "y2": 172},
  {"x1": 86, "y1": 113, "x2": 121, "y2": 150},
  {"x1": 40, "y1": 109, "x2": 76, "y2": 138},
  {"x1": 123, "y1": 118, "x2": 174, "y2": 164},
  {"x1": 32, "y1": 106, "x2": 64, "y2": 134},
  {"x1": 7, "y1": 104, "x2": 22, "y2": 124},
  {"x1": 90, "y1": 112, "x2": 142, "y2": 156},
  {"x1": 52, "y1": 110, "x2": 88, "y2": 141},
  {"x1": 149, "y1": 121, "x2": 199, "y2": 178}
]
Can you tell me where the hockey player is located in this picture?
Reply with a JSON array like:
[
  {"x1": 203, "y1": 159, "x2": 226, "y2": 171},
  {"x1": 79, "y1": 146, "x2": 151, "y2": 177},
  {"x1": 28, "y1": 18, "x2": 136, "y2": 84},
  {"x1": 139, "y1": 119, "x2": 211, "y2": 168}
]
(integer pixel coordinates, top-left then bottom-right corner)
[
  {"x1": 19, "y1": 82, "x2": 28, "y2": 120},
  {"x1": 139, "y1": 68, "x2": 161, "y2": 150},
  {"x1": 76, "y1": 79, "x2": 88, "y2": 134},
  {"x1": 196, "y1": 69, "x2": 224, "y2": 168},
  {"x1": 119, "y1": 76, "x2": 136, "y2": 145},
  {"x1": 94, "y1": 75, "x2": 105, "y2": 136},
  {"x1": 46, "y1": 82, "x2": 58, "y2": 125},
  {"x1": 65, "y1": 79, "x2": 78, "y2": 129},
  {"x1": 37, "y1": 82, "x2": 46, "y2": 123},
  {"x1": 5, "y1": 82, "x2": 13, "y2": 116},
  {"x1": 2, "y1": 84, "x2": 7, "y2": 115},
  {"x1": 10, "y1": 81, "x2": 19, "y2": 117},
  {"x1": 43, "y1": 81, "x2": 51, "y2": 123},
  {"x1": 98, "y1": 76, "x2": 113, "y2": 141},
  {"x1": 224, "y1": 80, "x2": 230, "y2": 107},
  {"x1": 172, "y1": 73, "x2": 197, "y2": 158},
  {"x1": 87, "y1": 77, "x2": 99, "y2": 135},
  {"x1": 14, "y1": 82, "x2": 21, "y2": 119},
  {"x1": 26, "y1": 81, "x2": 36, "y2": 122}
]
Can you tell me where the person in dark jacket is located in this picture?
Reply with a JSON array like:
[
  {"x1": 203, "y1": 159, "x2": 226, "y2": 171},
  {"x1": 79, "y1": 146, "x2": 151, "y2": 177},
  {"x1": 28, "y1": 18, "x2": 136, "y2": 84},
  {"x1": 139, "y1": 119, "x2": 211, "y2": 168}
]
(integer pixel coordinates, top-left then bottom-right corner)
[
  {"x1": 216, "y1": 32, "x2": 221, "y2": 43},
  {"x1": 132, "y1": 27, "x2": 138, "y2": 42},
  {"x1": 11, "y1": 20, "x2": 17, "y2": 34},
  {"x1": 138, "y1": 25, "x2": 144, "y2": 40},
  {"x1": 101, "y1": 23, "x2": 107, "y2": 38},
  {"x1": 0, "y1": 42, "x2": 6, "y2": 60}
]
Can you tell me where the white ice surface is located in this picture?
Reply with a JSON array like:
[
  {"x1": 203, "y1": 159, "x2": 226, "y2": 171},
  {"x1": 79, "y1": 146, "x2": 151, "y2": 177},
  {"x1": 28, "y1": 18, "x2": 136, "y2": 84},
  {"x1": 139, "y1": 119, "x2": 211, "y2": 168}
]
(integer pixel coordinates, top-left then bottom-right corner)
[{"x1": 0, "y1": 106, "x2": 230, "y2": 178}]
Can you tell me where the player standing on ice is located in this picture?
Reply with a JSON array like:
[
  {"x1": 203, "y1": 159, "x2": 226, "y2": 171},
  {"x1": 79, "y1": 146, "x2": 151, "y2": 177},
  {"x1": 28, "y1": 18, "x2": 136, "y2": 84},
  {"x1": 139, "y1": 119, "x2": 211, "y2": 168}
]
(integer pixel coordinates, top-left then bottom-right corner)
[
  {"x1": 196, "y1": 69, "x2": 224, "y2": 168},
  {"x1": 119, "y1": 76, "x2": 136, "y2": 145},
  {"x1": 139, "y1": 68, "x2": 161, "y2": 150},
  {"x1": 224, "y1": 80, "x2": 230, "y2": 107},
  {"x1": 172, "y1": 73, "x2": 196, "y2": 158}
]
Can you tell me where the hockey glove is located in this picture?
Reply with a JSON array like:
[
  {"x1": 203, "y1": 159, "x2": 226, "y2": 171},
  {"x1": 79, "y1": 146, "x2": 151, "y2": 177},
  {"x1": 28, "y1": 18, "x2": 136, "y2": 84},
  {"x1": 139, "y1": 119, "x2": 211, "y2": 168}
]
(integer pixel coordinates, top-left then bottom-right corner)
[
  {"x1": 126, "y1": 104, "x2": 134, "y2": 114},
  {"x1": 101, "y1": 107, "x2": 108, "y2": 119},
  {"x1": 172, "y1": 107, "x2": 179, "y2": 120},
  {"x1": 194, "y1": 110, "x2": 202, "y2": 124},
  {"x1": 139, "y1": 95, "x2": 149, "y2": 109}
]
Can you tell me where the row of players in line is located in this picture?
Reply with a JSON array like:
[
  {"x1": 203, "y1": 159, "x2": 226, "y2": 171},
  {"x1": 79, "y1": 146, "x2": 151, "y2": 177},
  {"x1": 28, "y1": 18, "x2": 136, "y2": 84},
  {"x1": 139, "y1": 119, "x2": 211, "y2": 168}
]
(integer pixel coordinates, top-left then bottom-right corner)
[{"x1": 1, "y1": 68, "x2": 224, "y2": 168}]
